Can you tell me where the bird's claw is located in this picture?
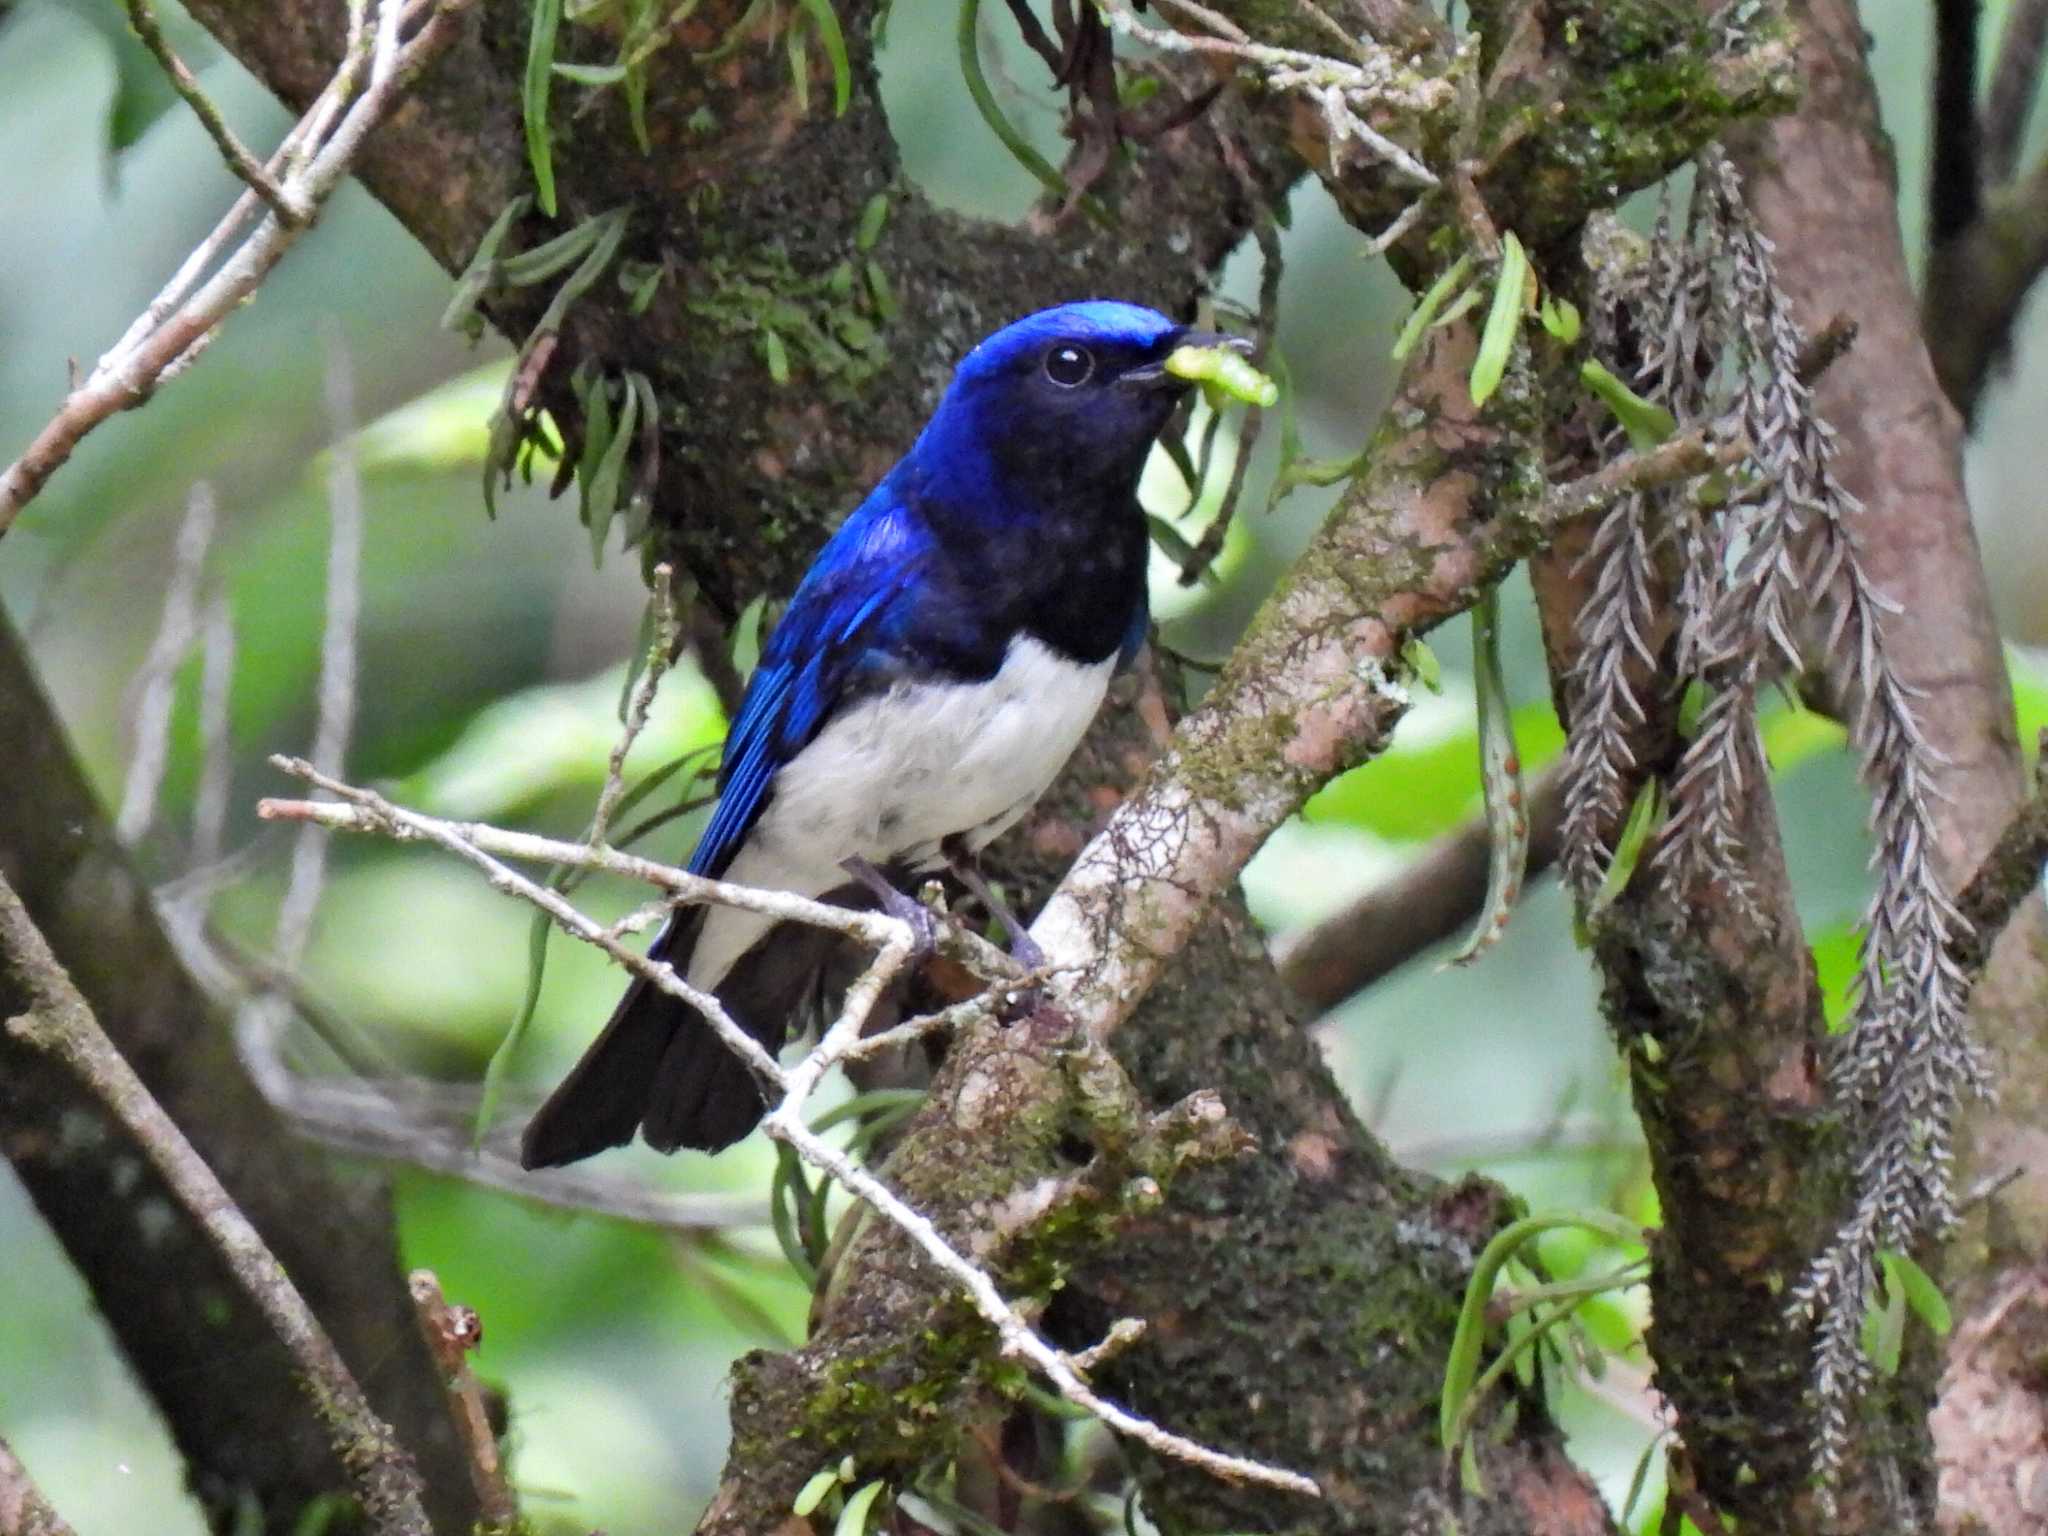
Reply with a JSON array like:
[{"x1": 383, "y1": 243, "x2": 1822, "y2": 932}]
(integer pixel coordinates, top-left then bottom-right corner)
[{"x1": 840, "y1": 855, "x2": 940, "y2": 961}]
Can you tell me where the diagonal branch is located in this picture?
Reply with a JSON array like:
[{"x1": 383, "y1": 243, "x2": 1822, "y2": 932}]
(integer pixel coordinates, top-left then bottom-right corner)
[
  {"x1": 0, "y1": 1436, "x2": 77, "y2": 1536},
  {"x1": 0, "y1": 0, "x2": 468, "y2": 534},
  {"x1": 0, "y1": 871, "x2": 433, "y2": 1536},
  {"x1": 1032, "y1": 372, "x2": 1736, "y2": 1040},
  {"x1": 124, "y1": 0, "x2": 299, "y2": 222},
  {"x1": 1984, "y1": 0, "x2": 2048, "y2": 185},
  {"x1": 1273, "y1": 760, "x2": 1567, "y2": 1012}
]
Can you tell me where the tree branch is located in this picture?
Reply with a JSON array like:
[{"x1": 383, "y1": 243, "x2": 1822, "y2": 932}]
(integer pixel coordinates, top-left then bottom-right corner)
[
  {"x1": 1984, "y1": 0, "x2": 2048, "y2": 185},
  {"x1": 1925, "y1": 151, "x2": 2048, "y2": 422},
  {"x1": 0, "y1": 871, "x2": 433, "y2": 1536},
  {"x1": 0, "y1": 1437, "x2": 77, "y2": 1536},
  {"x1": 124, "y1": 0, "x2": 300, "y2": 223},
  {"x1": 1032, "y1": 405, "x2": 1736, "y2": 1040},
  {"x1": 0, "y1": 612, "x2": 480, "y2": 1535},
  {"x1": 1273, "y1": 760, "x2": 1566, "y2": 1012},
  {"x1": 0, "y1": 0, "x2": 467, "y2": 533}
]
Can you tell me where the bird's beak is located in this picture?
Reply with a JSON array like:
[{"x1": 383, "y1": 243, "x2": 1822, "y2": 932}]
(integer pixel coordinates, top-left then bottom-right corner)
[{"x1": 1120, "y1": 329, "x2": 1255, "y2": 390}]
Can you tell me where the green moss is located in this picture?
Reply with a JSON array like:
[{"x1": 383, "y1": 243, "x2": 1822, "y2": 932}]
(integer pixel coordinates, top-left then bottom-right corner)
[{"x1": 686, "y1": 246, "x2": 894, "y2": 398}]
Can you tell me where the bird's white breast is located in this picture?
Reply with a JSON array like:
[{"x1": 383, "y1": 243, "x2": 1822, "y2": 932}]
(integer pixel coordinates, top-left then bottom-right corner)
[{"x1": 686, "y1": 635, "x2": 1114, "y2": 988}]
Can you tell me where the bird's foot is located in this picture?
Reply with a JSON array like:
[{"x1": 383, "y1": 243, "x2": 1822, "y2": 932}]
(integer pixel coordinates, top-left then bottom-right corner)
[
  {"x1": 941, "y1": 839, "x2": 1047, "y2": 971},
  {"x1": 840, "y1": 855, "x2": 940, "y2": 960}
]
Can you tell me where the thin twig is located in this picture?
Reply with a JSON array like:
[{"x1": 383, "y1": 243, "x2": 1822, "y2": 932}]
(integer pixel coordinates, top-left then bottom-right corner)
[
  {"x1": 762, "y1": 984, "x2": 1323, "y2": 1496},
  {"x1": 117, "y1": 481, "x2": 218, "y2": 844},
  {"x1": 0, "y1": 1434, "x2": 78, "y2": 1536},
  {"x1": 0, "y1": 870, "x2": 433, "y2": 1536},
  {"x1": 191, "y1": 596, "x2": 238, "y2": 867},
  {"x1": 1984, "y1": 0, "x2": 2048, "y2": 186},
  {"x1": 124, "y1": 0, "x2": 299, "y2": 222},
  {"x1": 0, "y1": 0, "x2": 469, "y2": 534},
  {"x1": 272, "y1": 339, "x2": 366, "y2": 975},
  {"x1": 407, "y1": 1270, "x2": 518, "y2": 1531},
  {"x1": 1098, "y1": 0, "x2": 1448, "y2": 190},
  {"x1": 259, "y1": 766, "x2": 1020, "y2": 990}
]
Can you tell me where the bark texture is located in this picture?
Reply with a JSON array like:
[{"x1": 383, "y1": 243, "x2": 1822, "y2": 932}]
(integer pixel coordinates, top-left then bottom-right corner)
[{"x1": 1725, "y1": 7, "x2": 2048, "y2": 1531}]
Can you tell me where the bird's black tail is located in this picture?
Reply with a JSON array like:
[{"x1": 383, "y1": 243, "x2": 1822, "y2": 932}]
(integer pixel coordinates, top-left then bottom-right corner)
[{"x1": 517, "y1": 907, "x2": 847, "y2": 1168}]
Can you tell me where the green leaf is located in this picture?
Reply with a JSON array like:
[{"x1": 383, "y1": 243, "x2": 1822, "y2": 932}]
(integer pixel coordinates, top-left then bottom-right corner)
[
  {"x1": 834, "y1": 1481, "x2": 887, "y2": 1536},
  {"x1": 785, "y1": 23, "x2": 810, "y2": 114},
  {"x1": 1538, "y1": 293, "x2": 1582, "y2": 344},
  {"x1": 576, "y1": 376, "x2": 615, "y2": 526},
  {"x1": 440, "y1": 196, "x2": 533, "y2": 334},
  {"x1": 624, "y1": 60, "x2": 652, "y2": 153},
  {"x1": 795, "y1": 0, "x2": 853, "y2": 116},
  {"x1": 1469, "y1": 231, "x2": 1528, "y2": 407},
  {"x1": 864, "y1": 260, "x2": 898, "y2": 320},
  {"x1": 553, "y1": 60, "x2": 630, "y2": 84},
  {"x1": 621, "y1": 261, "x2": 665, "y2": 316},
  {"x1": 533, "y1": 210, "x2": 630, "y2": 335},
  {"x1": 524, "y1": 0, "x2": 564, "y2": 216},
  {"x1": 855, "y1": 192, "x2": 890, "y2": 251},
  {"x1": 1880, "y1": 1251, "x2": 1952, "y2": 1336},
  {"x1": 584, "y1": 380, "x2": 640, "y2": 565},
  {"x1": 1402, "y1": 637, "x2": 1442, "y2": 694},
  {"x1": 1444, "y1": 590, "x2": 1527, "y2": 967},
  {"x1": 1583, "y1": 779, "x2": 1664, "y2": 928},
  {"x1": 770, "y1": 1144, "x2": 821, "y2": 1286},
  {"x1": 497, "y1": 215, "x2": 607, "y2": 288},
  {"x1": 1862, "y1": 1271, "x2": 1905, "y2": 1376},
  {"x1": 1391, "y1": 254, "x2": 1474, "y2": 362},
  {"x1": 956, "y1": 0, "x2": 1106, "y2": 222},
  {"x1": 1579, "y1": 359, "x2": 1677, "y2": 451},
  {"x1": 1440, "y1": 1211, "x2": 1646, "y2": 1455},
  {"x1": 762, "y1": 329, "x2": 792, "y2": 385},
  {"x1": 792, "y1": 1469, "x2": 841, "y2": 1519}
]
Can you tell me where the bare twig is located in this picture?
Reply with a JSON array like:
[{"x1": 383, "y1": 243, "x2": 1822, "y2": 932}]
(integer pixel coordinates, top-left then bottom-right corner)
[
  {"x1": 0, "y1": 1435, "x2": 77, "y2": 1536},
  {"x1": 124, "y1": 0, "x2": 298, "y2": 222},
  {"x1": 0, "y1": 0, "x2": 468, "y2": 534},
  {"x1": 191, "y1": 596, "x2": 238, "y2": 867},
  {"x1": 255, "y1": 762, "x2": 1317, "y2": 1496},
  {"x1": 260, "y1": 765, "x2": 1016, "y2": 997},
  {"x1": 1099, "y1": 0, "x2": 1450, "y2": 188},
  {"x1": 0, "y1": 870, "x2": 432, "y2": 1536},
  {"x1": 1984, "y1": 0, "x2": 2048, "y2": 186},
  {"x1": 117, "y1": 482, "x2": 218, "y2": 845},
  {"x1": 271, "y1": 340, "x2": 366, "y2": 975},
  {"x1": 407, "y1": 1270, "x2": 517, "y2": 1532}
]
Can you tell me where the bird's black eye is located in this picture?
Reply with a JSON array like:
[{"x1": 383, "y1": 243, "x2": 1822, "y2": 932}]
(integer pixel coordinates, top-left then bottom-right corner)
[{"x1": 1043, "y1": 344, "x2": 1094, "y2": 387}]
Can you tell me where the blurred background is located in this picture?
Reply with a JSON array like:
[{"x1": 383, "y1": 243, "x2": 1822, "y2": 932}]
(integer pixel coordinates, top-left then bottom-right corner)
[{"x1": 0, "y1": 1, "x2": 2043, "y2": 1531}]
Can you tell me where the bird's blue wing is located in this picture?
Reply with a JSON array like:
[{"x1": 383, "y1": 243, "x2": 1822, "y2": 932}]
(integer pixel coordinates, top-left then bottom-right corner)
[{"x1": 688, "y1": 499, "x2": 926, "y2": 880}]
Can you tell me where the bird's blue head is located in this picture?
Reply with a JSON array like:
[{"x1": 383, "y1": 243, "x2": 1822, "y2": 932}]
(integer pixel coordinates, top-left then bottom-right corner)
[{"x1": 910, "y1": 301, "x2": 1238, "y2": 514}]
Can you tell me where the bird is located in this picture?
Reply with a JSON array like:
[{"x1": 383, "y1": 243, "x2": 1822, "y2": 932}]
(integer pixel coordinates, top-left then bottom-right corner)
[{"x1": 519, "y1": 300, "x2": 1242, "y2": 1169}]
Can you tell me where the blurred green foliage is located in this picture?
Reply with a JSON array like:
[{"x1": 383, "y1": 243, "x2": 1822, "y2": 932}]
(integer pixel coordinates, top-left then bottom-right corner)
[{"x1": 2, "y1": 1, "x2": 2046, "y2": 1533}]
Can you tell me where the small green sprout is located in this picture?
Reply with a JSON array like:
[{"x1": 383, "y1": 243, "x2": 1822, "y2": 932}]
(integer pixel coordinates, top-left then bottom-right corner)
[{"x1": 1164, "y1": 344, "x2": 1279, "y2": 408}]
